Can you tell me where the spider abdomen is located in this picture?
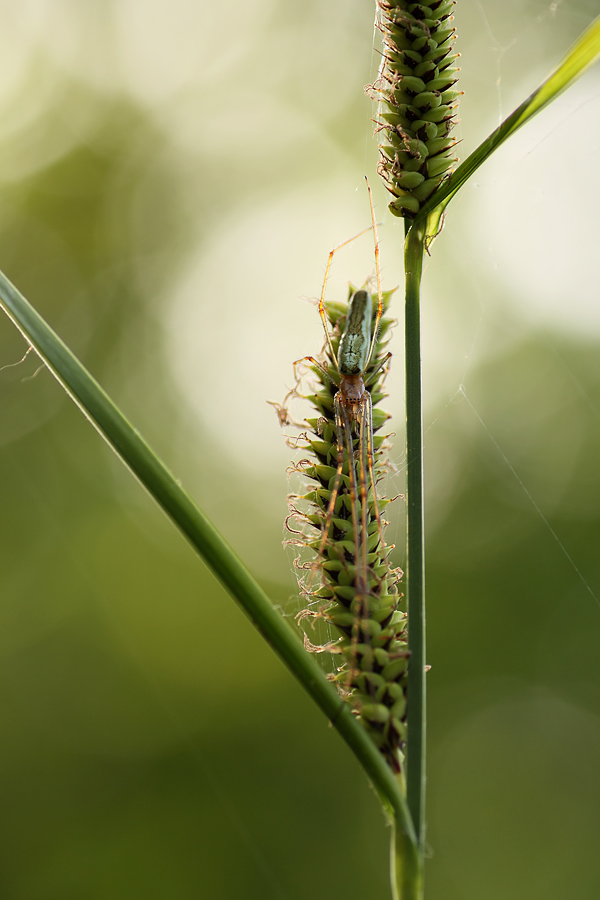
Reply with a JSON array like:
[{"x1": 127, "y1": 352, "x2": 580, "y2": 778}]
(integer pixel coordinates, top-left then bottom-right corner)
[{"x1": 338, "y1": 289, "x2": 372, "y2": 375}]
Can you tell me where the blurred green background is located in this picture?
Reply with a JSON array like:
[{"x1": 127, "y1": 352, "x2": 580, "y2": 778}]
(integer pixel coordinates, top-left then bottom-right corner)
[{"x1": 0, "y1": 1, "x2": 599, "y2": 898}]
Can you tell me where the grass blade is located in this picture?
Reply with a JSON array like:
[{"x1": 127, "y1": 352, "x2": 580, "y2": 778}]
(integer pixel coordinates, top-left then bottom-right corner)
[{"x1": 0, "y1": 266, "x2": 420, "y2": 891}]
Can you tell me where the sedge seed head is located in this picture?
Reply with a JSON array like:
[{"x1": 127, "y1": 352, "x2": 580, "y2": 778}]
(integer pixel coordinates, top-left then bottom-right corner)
[
  {"x1": 275, "y1": 288, "x2": 409, "y2": 774},
  {"x1": 373, "y1": 0, "x2": 461, "y2": 219}
]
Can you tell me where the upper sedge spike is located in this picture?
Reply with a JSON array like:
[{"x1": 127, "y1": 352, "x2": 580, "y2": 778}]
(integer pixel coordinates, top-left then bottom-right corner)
[{"x1": 371, "y1": 0, "x2": 462, "y2": 218}]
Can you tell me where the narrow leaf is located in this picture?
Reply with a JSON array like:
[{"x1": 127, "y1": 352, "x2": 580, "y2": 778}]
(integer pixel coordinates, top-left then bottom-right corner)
[{"x1": 0, "y1": 267, "x2": 418, "y2": 865}]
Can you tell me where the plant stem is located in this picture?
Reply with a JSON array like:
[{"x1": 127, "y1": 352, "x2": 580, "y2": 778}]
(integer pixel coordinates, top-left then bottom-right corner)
[{"x1": 404, "y1": 221, "x2": 427, "y2": 853}]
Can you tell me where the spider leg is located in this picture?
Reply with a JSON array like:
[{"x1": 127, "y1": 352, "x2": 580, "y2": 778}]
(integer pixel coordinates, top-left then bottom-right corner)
[
  {"x1": 317, "y1": 225, "x2": 374, "y2": 371},
  {"x1": 365, "y1": 351, "x2": 392, "y2": 388},
  {"x1": 305, "y1": 391, "x2": 349, "y2": 593},
  {"x1": 292, "y1": 355, "x2": 338, "y2": 388},
  {"x1": 365, "y1": 389, "x2": 387, "y2": 557},
  {"x1": 338, "y1": 397, "x2": 371, "y2": 689},
  {"x1": 357, "y1": 398, "x2": 370, "y2": 603},
  {"x1": 364, "y1": 177, "x2": 384, "y2": 370}
]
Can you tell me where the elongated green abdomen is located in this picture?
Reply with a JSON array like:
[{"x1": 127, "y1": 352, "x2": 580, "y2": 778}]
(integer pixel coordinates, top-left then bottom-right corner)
[{"x1": 338, "y1": 290, "x2": 372, "y2": 375}]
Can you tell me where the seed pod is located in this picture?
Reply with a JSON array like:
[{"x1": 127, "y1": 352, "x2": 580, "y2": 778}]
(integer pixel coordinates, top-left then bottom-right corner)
[
  {"x1": 277, "y1": 288, "x2": 409, "y2": 774},
  {"x1": 373, "y1": 0, "x2": 461, "y2": 218}
]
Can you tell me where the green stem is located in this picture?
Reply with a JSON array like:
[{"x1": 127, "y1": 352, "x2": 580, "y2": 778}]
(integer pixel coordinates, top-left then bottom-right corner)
[
  {"x1": 0, "y1": 267, "x2": 421, "y2": 895},
  {"x1": 404, "y1": 222, "x2": 427, "y2": 854},
  {"x1": 392, "y1": 824, "x2": 423, "y2": 900}
]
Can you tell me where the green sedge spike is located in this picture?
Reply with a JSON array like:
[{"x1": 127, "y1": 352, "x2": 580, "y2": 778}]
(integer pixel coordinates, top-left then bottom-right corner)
[
  {"x1": 373, "y1": 0, "x2": 461, "y2": 218},
  {"x1": 273, "y1": 228, "x2": 409, "y2": 774}
]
